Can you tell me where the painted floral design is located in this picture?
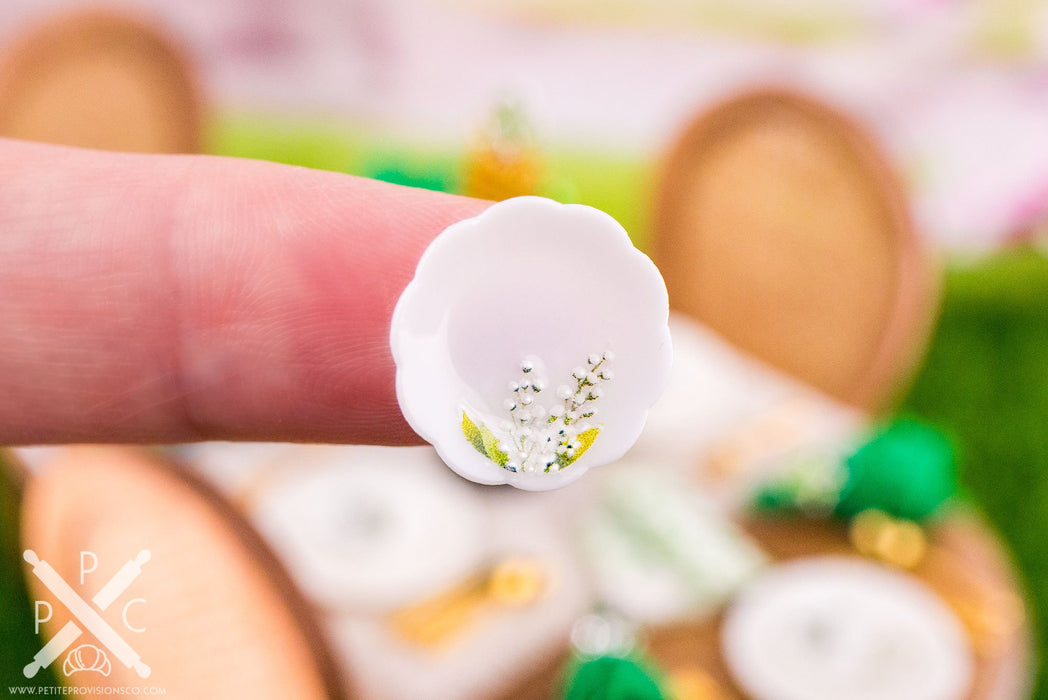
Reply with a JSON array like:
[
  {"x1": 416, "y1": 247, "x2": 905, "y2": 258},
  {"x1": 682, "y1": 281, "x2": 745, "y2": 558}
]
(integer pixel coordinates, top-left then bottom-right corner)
[{"x1": 462, "y1": 352, "x2": 613, "y2": 474}]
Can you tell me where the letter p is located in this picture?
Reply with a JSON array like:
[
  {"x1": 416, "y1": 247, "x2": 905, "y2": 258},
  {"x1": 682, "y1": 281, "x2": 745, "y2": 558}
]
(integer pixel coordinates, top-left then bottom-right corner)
[
  {"x1": 34, "y1": 600, "x2": 52, "y2": 635},
  {"x1": 79, "y1": 551, "x2": 98, "y2": 585}
]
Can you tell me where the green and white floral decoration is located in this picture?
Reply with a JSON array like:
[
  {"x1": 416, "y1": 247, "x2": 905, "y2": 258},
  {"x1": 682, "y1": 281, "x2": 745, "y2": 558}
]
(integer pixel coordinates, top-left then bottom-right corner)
[{"x1": 462, "y1": 352, "x2": 613, "y2": 474}]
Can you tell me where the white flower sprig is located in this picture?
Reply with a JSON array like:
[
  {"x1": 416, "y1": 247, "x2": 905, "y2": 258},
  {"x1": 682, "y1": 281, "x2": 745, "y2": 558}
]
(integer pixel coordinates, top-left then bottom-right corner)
[{"x1": 462, "y1": 352, "x2": 613, "y2": 474}]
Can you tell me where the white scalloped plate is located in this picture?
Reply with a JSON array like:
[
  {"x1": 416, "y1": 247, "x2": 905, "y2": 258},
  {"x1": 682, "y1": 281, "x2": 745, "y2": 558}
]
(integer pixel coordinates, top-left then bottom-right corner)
[
  {"x1": 391, "y1": 196, "x2": 672, "y2": 491},
  {"x1": 722, "y1": 556, "x2": 973, "y2": 700}
]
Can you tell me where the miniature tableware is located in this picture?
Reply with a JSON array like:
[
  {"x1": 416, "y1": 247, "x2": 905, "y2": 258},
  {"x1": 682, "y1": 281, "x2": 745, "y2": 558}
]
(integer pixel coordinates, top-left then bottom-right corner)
[
  {"x1": 722, "y1": 556, "x2": 973, "y2": 700},
  {"x1": 580, "y1": 468, "x2": 765, "y2": 623},
  {"x1": 391, "y1": 196, "x2": 672, "y2": 490},
  {"x1": 249, "y1": 446, "x2": 486, "y2": 612}
]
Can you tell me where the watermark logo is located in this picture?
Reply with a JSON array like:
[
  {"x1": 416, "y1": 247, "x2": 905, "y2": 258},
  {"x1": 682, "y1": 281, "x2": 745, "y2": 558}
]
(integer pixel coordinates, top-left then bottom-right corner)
[
  {"x1": 23, "y1": 549, "x2": 151, "y2": 680},
  {"x1": 63, "y1": 644, "x2": 111, "y2": 677}
]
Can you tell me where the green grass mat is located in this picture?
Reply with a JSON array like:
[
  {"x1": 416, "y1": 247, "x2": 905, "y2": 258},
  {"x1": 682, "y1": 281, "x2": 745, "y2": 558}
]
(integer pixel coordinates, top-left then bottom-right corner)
[
  {"x1": 901, "y1": 247, "x2": 1048, "y2": 698},
  {"x1": 0, "y1": 459, "x2": 58, "y2": 692},
  {"x1": 206, "y1": 114, "x2": 654, "y2": 250}
]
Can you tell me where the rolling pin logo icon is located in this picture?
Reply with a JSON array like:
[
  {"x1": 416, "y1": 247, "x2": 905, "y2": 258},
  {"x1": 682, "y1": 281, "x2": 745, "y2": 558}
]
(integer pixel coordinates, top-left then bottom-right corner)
[{"x1": 23, "y1": 549, "x2": 152, "y2": 679}]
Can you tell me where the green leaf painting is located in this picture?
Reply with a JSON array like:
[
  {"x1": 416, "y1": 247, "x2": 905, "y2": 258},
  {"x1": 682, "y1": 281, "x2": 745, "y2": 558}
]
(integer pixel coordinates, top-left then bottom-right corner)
[
  {"x1": 462, "y1": 412, "x2": 509, "y2": 467},
  {"x1": 556, "y1": 426, "x2": 600, "y2": 470}
]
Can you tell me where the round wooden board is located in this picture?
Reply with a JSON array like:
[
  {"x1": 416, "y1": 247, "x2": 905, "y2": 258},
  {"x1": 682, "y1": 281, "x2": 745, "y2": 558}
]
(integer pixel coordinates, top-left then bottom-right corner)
[
  {"x1": 652, "y1": 90, "x2": 936, "y2": 410},
  {"x1": 647, "y1": 515, "x2": 1032, "y2": 700},
  {"x1": 19, "y1": 446, "x2": 346, "y2": 699},
  {"x1": 0, "y1": 9, "x2": 201, "y2": 153}
]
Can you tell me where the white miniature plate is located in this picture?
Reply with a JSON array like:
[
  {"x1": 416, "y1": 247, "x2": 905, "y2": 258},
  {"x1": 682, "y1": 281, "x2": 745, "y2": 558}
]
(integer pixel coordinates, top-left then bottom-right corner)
[
  {"x1": 722, "y1": 556, "x2": 973, "y2": 700},
  {"x1": 391, "y1": 196, "x2": 672, "y2": 491},
  {"x1": 250, "y1": 445, "x2": 487, "y2": 612}
]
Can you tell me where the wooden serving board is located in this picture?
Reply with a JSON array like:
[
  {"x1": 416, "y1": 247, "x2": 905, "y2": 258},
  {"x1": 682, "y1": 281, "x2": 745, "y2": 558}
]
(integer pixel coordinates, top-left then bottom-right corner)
[
  {"x1": 19, "y1": 446, "x2": 346, "y2": 699},
  {"x1": 652, "y1": 90, "x2": 936, "y2": 410},
  {"x1": 0, "y1": 10, "x2": 201, "y2": 153}
]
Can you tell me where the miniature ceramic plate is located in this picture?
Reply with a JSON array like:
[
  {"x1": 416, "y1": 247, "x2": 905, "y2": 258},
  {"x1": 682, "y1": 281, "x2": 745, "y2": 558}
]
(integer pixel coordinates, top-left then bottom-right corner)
[
  {"x1": 722, "y1": 556, "x2": 973, "y2": 700},
  {"x1": 250, "y1": 446, "x2": 487, "y2": 612},
  {"x1": 391, "y1": 196, "x2": 672, "y2": 490}
]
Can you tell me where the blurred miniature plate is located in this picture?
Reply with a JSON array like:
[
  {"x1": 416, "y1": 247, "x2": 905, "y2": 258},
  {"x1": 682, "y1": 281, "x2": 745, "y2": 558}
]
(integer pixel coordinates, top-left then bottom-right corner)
[
  {"x1": 248, "y1": 445, "x2": 487, "y2": 612},
  {"x1": 722, "y1": 556, "x2": 972, "y2": 700}
]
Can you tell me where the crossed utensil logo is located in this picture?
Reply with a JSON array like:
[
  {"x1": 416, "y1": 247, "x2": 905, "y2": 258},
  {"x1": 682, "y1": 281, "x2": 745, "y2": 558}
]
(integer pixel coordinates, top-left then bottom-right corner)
[{"x1": 23, "y1": 549, "x2": 152, "y2": 679}]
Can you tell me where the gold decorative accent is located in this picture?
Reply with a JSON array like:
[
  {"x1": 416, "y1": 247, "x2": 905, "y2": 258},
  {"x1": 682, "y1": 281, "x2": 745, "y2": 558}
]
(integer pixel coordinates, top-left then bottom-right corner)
[
  {"x1": 849, "y1": 508, "x2": 927, "y2": 569},
  {"x1": 666, "y1": 667, "x2": 729, "y2": 700},
  {"x1": 488, "y1": 559, "x2": 546, "y2": 607},
  {"x1": 390, "y1": 558, "x2": 547, "y2": 648}
]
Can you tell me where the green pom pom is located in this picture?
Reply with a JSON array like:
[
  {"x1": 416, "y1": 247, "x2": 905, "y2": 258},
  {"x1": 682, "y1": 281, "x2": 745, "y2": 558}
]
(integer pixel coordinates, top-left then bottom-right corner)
[
  {"x1": 365, "y1": 162, "x2": 454, "y2": 193},
  {"x1": 835, "y1": 417, "x2": 957, "y2": 521},
  {"x1": 752, "y1": 483, "x2": 802, "y2": 513},
  {"x1": 562, "y1": 656, "x2": 666, "y2": 700}
]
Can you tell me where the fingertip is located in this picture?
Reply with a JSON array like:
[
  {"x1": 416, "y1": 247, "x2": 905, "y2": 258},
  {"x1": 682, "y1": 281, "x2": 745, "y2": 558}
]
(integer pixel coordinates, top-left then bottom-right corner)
[{"x1": 0, "y1": 140, "x2": 491, "y2": 445}]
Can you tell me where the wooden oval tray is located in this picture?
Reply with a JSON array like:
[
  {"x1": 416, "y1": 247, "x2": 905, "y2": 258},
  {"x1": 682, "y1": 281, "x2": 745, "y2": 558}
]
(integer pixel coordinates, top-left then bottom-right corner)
[
  {"x1": 652, "y1": 90, "x2": 936, "y2": 410},
  {"x1": 19, "y1": 447, "x2": 346, "y2": 699},
  {"x1": 0, "y1": 9, "x2": 201, "y2": 153}
]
